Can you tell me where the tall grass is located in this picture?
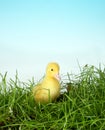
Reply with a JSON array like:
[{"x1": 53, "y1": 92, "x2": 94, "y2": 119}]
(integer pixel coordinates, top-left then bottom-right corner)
[{"x1": 0, "y1": 65, "x2": 105, "y2": 130}]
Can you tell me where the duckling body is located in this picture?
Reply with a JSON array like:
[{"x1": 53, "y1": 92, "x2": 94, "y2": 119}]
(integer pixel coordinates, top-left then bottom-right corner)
[{"x1": 33, "y1": 62, "x2": 61, "y2": 103}]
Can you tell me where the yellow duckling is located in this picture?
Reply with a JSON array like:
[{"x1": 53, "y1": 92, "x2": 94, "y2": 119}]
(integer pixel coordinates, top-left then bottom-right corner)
[{"x1": 33, "y1": 62, "x2": 61, "y2": 104}]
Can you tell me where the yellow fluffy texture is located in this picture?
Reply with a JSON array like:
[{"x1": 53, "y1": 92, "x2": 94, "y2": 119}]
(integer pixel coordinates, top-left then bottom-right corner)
[{"x1": 32, "y1": 62, "x2": 61, "y2": 104}]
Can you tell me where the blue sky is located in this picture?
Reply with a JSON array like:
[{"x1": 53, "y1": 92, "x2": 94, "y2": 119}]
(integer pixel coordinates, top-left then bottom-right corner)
[{"x1": 0, "y1": 0, "x2": 105, "y2": 81}]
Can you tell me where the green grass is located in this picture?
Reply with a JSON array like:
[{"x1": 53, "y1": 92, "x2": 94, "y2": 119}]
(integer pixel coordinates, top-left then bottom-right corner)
[{"x1": 0, "y1": 65, "x2": 105, "y2": 130}]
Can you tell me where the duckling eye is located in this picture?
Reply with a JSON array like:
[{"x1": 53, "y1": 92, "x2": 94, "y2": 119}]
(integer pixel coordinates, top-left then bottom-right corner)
[{"x1": 51, "y1": 68, "x2": 53, "y2": 71}]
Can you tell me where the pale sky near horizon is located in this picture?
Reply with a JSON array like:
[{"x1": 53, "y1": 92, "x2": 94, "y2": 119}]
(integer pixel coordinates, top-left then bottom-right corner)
[{"x1": 0, "y1": 0, "x2": 105, "y2": 81}]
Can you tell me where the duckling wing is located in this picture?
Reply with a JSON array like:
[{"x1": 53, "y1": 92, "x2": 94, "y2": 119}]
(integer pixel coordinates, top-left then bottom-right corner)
[{"x1": 33, "y1": 84, "x2": 52, "y2": 103}]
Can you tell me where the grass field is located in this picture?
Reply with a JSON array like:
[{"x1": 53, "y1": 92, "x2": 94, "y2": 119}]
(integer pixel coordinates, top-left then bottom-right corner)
[{"x1": 0, "y1": 65, "x2": 105, "y2": 130}]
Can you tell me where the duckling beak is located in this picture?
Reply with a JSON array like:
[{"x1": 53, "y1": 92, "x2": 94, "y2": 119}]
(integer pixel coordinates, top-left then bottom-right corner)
[{"x1": 54, "y1": 74, "x2": 61, "y2": 81}]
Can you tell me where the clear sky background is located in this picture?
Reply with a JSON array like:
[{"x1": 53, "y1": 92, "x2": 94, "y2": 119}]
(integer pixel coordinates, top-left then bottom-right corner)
[{"x1": 0, "y1": 0, "x2": 105, "y2": 81}]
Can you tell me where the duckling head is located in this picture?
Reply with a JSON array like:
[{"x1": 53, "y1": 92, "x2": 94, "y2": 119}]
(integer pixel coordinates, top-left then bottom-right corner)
[{"x1": 45, "y1": 62, "x2": 61, "y2": 81}]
